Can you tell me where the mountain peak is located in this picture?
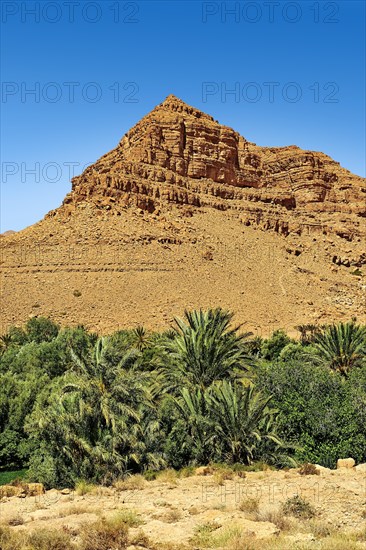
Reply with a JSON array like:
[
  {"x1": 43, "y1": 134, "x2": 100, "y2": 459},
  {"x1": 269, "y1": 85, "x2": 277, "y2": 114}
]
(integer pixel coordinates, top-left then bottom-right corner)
[{"x1": 151, "y1": 94, "x2": 215, "y2": 121}]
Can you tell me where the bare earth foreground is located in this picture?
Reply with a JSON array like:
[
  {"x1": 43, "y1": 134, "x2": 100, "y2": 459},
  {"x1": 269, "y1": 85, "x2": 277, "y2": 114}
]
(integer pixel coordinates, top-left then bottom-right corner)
[
  {"x1": 1, "y1": 467, "x2": 366, "y2": 549},
  {"x1": 1, "y1": 95, "x2": 365, "y2": 336}
]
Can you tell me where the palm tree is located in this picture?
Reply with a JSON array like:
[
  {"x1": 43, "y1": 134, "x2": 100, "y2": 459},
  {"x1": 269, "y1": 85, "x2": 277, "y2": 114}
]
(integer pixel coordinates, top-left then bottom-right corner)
[
  {"x1": 0, "y1": 334, "x2": 12, "y2": 354},
  {"x1": 313, "y1": 322, "x2": 366, "y2": 376},
  {"x1": 208, "y1": 381, "x2": 289, "y2": 465},
  {"x1": 54, "y1": 337, "x2": 154, "y2": 481},
  {"x1": 296, "y1": 324, "x2": 321, "y2": 345},
  {"x1": 158, "y1": 308, "x2": 252, "y2": 391},
  {"x1": 130, "y1": 326, "x2": 151, "y2": 351},
  {"x1": 171, "y1": 387, "x2": 215, "y2": 464}
]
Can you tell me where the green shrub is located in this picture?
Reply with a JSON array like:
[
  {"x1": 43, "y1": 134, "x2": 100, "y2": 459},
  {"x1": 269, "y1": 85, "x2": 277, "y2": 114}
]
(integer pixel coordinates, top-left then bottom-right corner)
[
  {"x1": 261, "y1": 330, "x2": 293, "y2": 360},
  {"x1": 281, "y1": 495, "x2": 316, "y2": 519}
]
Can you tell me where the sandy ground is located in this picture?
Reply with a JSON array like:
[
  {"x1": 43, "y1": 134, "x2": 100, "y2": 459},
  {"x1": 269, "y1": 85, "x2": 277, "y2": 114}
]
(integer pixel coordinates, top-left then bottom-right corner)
[{"x1": 1, "y1": 466, "x2": 366, "y2": 549}]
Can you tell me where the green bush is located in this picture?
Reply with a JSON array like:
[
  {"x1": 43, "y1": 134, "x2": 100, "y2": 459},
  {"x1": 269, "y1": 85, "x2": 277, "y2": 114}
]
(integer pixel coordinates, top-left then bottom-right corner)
[
  {"x1": 281, "y1": 495, "x2": 316, "y2": 519},
  {"x1": 261, "y1": 330, "x2": 293, "y2": 360}
]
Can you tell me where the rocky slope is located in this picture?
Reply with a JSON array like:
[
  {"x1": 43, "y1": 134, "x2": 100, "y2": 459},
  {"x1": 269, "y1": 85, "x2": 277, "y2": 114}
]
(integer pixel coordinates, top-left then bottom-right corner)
[{"x1": 0, "y1": 95, "x2": 365, "y2": 334}]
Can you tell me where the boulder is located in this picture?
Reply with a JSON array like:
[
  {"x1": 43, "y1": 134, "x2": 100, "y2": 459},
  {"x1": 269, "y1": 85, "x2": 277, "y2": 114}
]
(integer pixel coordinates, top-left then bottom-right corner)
[
  {"x1": 0, "y1": 485, "x2": 21, "y2": 498},
  {"x1": 24, "y1": 482, "x2": 45, "y2": 496},
  {"x1": 337, "y1": 458, "x2": 355, "y2": 469},
  {"x1": 195, "y1": 466, "x2": 214, "y2": 476},
  {"x1": 355, "y1": 463, "x2": 366, "y2": 473}
]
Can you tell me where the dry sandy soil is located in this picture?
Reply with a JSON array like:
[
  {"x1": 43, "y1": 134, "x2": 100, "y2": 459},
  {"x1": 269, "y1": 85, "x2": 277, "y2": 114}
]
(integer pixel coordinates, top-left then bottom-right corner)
[
  {"x1": 1, "y1": 205, "x2": 365, "y2": 337},
  {"x1": 1, "y1": 466, "x2": 366, "y2": 549}
]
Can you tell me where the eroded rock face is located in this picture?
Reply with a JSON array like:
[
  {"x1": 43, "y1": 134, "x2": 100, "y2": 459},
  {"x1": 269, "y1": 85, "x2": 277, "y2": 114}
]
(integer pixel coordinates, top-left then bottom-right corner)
[{"x1": 60, "y1": 95, "x2": 365, "y2": 240}]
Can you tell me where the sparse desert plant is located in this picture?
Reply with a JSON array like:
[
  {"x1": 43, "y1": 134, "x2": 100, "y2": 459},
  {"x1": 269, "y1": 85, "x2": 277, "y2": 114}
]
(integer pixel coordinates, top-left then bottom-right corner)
[
  {"x1": 163, "y1": 508, "x2": 182, "y2": 523},
  {"x1": 156, "y1": 468, "x2": 178, "y2": 485},
  {"x1": 114, "y1": 474, "x2": 146, "y2": 491},
  {"x1": 153, "y1": 499, "x2": 172, "y2": 507},
  {"x1": 76, "y1": 479, "x2": 95, "y2": 495},
  {"x1": 281, "y1": 495, "x2": 316, "y2": 519},
  {"x1": 214, "y1": 468, "x2": 234, "y2": 485},
  {"x1": 79, "y1": 515, "x2": 129, "y2": 550},
  {"x1": 73, "y1": 289, "x2": 82, "y2": 297},
  {"x1": 58, "y1": 503, "x2": 90, "y2": 517},
  {"x1": 299, "y1": 462, "x2": 320, "y2": 476},
  {"x1": 116, "y1": 508, "x2": 143, "y2": 527},
  {"x1": 306, "y1": 519, "x2": 336, "y2": 538},
  {"x1": 255, "y1": 508, "x2": 293, "y2": 531},
  {"x1": 239, "y1": 497, "x2": 260, "y2": 515},
  {"x1": 192, "y1": 521, "x2": 219, "y2": 546},
  {"x1": 27, "y1": 528, "x2": 74, "y2": 550},
  {"x1": 211, "y1": 524, "x2": 245, "y2": 547},
  {"x1": 129, "y1": 530, "x2": 151, "y2": 547},
  {"x1": 178, "y1": 465, "x2": 196, "y2": 478}
]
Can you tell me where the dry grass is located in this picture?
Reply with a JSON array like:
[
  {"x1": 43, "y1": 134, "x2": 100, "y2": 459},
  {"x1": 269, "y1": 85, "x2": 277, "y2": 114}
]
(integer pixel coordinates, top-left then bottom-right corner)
[
  {"x1": 299, "y1": 463, "x2": 320, "y2": 476},
  {"x1": 0, "y1": 526, "x2": 74, "y2": 550},
  {"x1": 213, "y1": 469, "x2": 234, "y2": 486},
  {"x1": 191, "y1": 521, "x2": 220, "y2": 547},
  {"x1": 254, "y1": 508, "x2": 294, "y2": 532},
  {"x1": 305, "y1": 519, "x2": 337, "y2": 539},
  {"x1": 128, "y1": 529, "x2": 151, "y2": 547},
  {"x1": 57, "y1": 503, "x2": 92, "y2": 517},
  {"x1": 238, "y1": 497, "x2": 260, "y2": 515},
  {"x1": 114, "y1": 473, "x2": 146, "y2": 492},
  {"x1": 75, "y1": 480, "x2": 96, "y2": 496},
  {"x1": 153, "y1": 499, "x2": 172, "y2": 507},
  {"x1": 79, "y1": 514, "x2": 129, "y2": 550},
  {"x1": 114, "y1": 508, "x2": 144, "y2": 527},
  {"x1": 178, "y1": 466, "x2": 196, "y2": 478},
  {"x1": 162, "y1": 508, "x2": 183, "y2": 523},
  {"x1": 156, "y1": 469, "x2": 179, "y2": 485},
  {"x1": 28, "y1": 528, "x2": 74, "y2": 550}
]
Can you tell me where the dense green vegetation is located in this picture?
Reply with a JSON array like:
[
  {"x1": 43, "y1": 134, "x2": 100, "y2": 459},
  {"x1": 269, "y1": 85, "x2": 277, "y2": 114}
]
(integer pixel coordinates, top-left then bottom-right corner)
[
  {"x1": 0, "y1": 469, "x2": 27, "y2": 486},
  {"x1": 0, "y1": 313, "x2": 365, "y2": 488}
]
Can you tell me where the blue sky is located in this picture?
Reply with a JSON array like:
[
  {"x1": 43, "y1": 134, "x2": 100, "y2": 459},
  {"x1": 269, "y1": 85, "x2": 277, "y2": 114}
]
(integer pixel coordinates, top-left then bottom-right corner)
[{"x1": 1, "y1": 0, "x2": 365, "y2": 231}]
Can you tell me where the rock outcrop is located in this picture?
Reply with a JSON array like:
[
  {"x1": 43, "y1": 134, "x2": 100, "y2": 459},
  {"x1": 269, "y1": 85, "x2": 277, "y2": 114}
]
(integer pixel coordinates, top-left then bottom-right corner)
[{"x1": 58, "y1": 95, "x2": 366, "y2": 242}]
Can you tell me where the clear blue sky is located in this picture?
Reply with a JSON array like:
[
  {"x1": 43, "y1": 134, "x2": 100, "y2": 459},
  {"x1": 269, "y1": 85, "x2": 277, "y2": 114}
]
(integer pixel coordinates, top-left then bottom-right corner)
[{"x1": 1, "y1": 0, "x2": 365, "y2": 231}]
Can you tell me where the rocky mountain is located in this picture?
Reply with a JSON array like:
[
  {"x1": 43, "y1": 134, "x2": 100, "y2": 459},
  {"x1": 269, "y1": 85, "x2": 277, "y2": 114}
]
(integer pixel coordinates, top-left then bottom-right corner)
[
  {"x1": 61, "y1": 94, "x2": 365, "y2": 240},
  {"x1": 1, "y1": 95, "x2": 365, "y2": 334}
]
